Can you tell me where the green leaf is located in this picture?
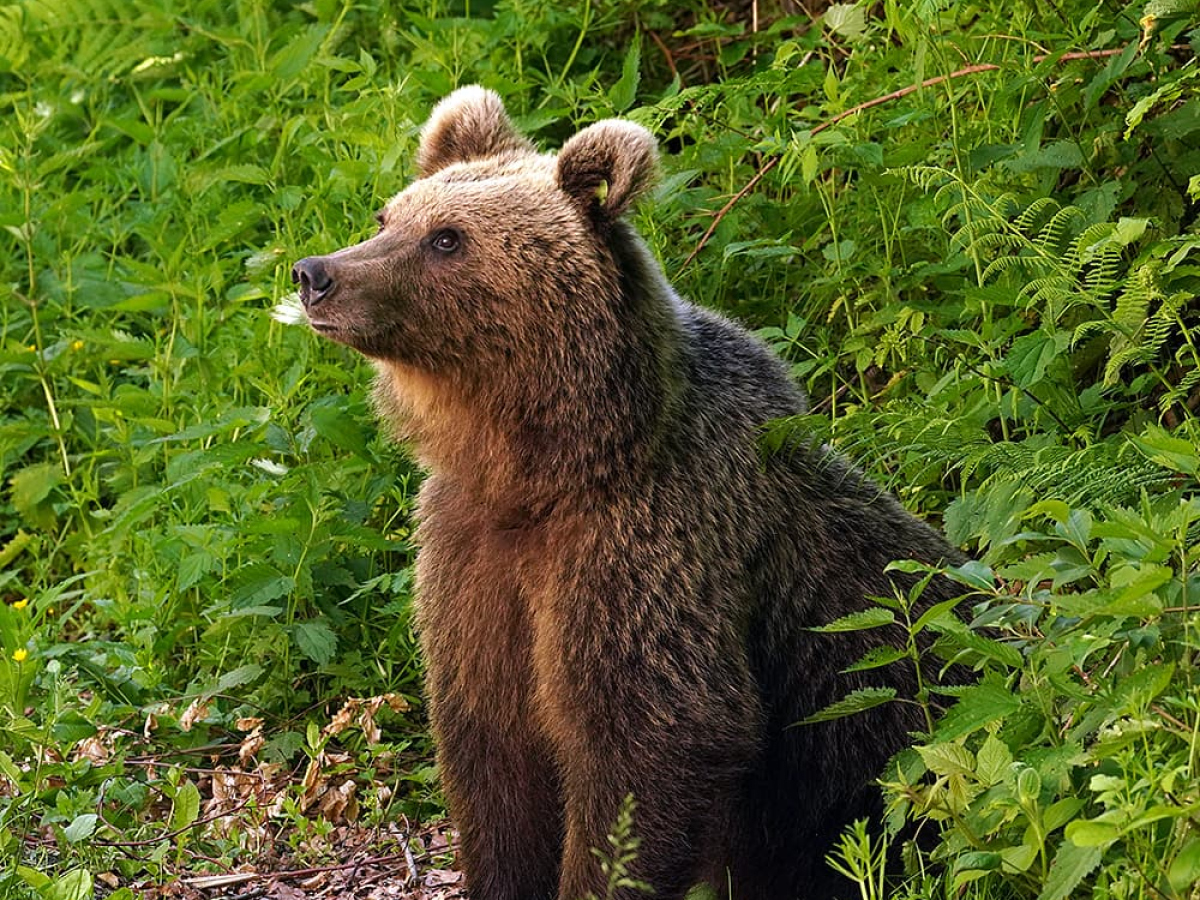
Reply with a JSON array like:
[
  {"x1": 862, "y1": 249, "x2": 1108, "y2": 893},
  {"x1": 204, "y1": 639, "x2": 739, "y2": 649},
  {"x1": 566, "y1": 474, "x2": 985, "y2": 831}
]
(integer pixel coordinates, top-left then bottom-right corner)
[
  {"x1": 1037, "y1": 840, "x2": 1102, "y2": 900},
  {"x1": 9, "y1": 462, "x2": 62, "y2": 524},
  {"x1": 228, "y1": 563, "x2": 295, "y2": 609},
  {"x1": 1004, "y1": 330, "x2": 1069, "y2": 389},
  {"x1": 934, "y1": 681, "x2": 1022, "y2": 742},
  {"x1": 609, "y1": 37, "x2": 641, "y2": 112},
  {"x1": 796, "y1": 687, "x2": 896, "y2": 725},
  {"x1": 271, "y1": 25, "x2": 328, "y2": 80},
  {"x1": 976, "y1": 734, "x2": 1013, "y2": 786},
  {"x1": 214, "y1": 664, "x2": 264, "y2": 694},
  {"x1": 63, "y1": 813, "x2": 98, "y2": 843},
  {"x1": 1130, "y1": 425, "x2": 1199, "y2": 476},
  {"x1": 1168, "y1": 838, "x2": 1200, "y2": 894},
  {"x1": 808, "y1": 607, "x2": 895, "y2": 633},
  {"x1": 310, "y1": 403, "x2": 371, "y2": 458},
  {"x1": 917, "y1": 742, "x2": 975, "y2": 778},
  {"x1": 45, "y1": 869, "x2": 92, "y2": 900},
  {"x1": 841, "y1": 645, "x2": 908, "y2": 673},
  {"x1": 291, "y1": 620, "x2": 337, "y2": 665},
  {"x1": 170, "y1": 780, "x2": 201, "y2": 834},
  {"x1": 824, "y1": 3, "x2": 868, "y2": 40}
]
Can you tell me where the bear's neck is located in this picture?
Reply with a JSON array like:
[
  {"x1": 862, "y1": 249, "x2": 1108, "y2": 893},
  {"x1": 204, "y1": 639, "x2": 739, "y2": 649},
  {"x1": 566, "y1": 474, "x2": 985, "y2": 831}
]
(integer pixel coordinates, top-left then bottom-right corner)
[{"x1": 373, "y1": 227, "x2": 684, "y2": 517}]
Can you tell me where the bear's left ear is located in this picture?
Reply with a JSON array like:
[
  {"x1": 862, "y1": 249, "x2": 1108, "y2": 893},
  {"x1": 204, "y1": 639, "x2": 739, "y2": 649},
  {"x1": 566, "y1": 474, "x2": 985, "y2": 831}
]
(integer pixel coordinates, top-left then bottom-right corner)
[
  {"x1": 557, "y1": 120, "x2": 659, "y2": 222},
  {"x1": 417, "y1": 86, "x2": 535, "y2": 177}
]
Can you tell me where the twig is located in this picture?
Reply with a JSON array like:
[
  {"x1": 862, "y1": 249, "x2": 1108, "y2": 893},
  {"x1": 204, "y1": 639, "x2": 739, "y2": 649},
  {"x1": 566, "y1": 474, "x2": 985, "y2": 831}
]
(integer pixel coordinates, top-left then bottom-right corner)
[
  {"x1": 678, "y1": 46, "x2": 1135, "y2": 269},
  {"x1": 184, "y1": 853, "x2": 411, "y2": 889},
  {"x1": 648, "y1": 29, "x2": 677, "y2": 81}
]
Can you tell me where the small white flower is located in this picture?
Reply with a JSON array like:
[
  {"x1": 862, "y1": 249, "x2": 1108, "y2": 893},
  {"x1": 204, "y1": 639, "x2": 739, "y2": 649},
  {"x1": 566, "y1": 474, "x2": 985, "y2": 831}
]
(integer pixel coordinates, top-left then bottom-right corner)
[
  {"x1": 270, "y1": 293, "x2": 308, "y2": 326},
  {"x1": 250, "y1": 458, "x2": 289, "y2": 477}
]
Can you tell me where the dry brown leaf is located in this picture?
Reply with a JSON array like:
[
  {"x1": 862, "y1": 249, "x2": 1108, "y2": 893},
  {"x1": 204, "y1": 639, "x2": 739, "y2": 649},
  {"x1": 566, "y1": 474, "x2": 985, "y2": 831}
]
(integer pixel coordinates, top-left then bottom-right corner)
[
  {"x1": 238, "y1": 726, "x2": 265, "y2": 766},
  {"x1": 179, "y1": 697, "x2": 211, "y2": 732},
  {"x1": 236, "y1": 715, "x2": 264, "y2": 731},
  {"x1": 317, "y1": 779, "x2": 359, "y2": 823},
  {"x1": 73, "y1": 734, "x2": 109, "y2": 766}
]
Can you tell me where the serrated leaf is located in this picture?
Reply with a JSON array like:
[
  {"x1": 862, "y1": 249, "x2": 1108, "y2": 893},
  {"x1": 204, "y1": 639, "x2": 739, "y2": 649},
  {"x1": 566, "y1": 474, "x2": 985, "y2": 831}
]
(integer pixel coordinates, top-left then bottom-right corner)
[
  {"x1": 1037, "y1": 840, "x2": 1102, "y2": 900},
  {"x1": 808, "y1": 607, "x2": 895, "y2": 633},
  {"x1": 229, "y1": 563, "x2": 295, "y2": 609},
  {"x1": 214, "y1": 664, "x2": 264, "y2": 694},
  {"x1": 917, "y1": 741, "x2": 975, "y2": 778},
  {"x1": 291, "y1": 619, "x2": 337, "y2": 665},
  {"x1": 609, "y1": 37, "x2": 641, "y2": 112},
  {"x1": 796, "y1": 687, "x2": 896, "y2": 725},
  {"x1": 841, "y1": 645, "x2": 908, "y2": 673},
  {"x1": 10, "y1": 462, "x2": 62, "y2": 520},
  {"x1": 976, "y1": 734, "x2": 1014, "y2": 785},
  {"x1": 170, "y1": 780, "x2": 201, "y2": 834},
  {"x1": 63, "y1": 813, "x2": 98, "y2": 843},
  {"x1": 310, "y1": 404, "x2": 370, "y2": 458},
  {"x1": 934, "y1": 681, "x2": 1023, "y2": 742}
]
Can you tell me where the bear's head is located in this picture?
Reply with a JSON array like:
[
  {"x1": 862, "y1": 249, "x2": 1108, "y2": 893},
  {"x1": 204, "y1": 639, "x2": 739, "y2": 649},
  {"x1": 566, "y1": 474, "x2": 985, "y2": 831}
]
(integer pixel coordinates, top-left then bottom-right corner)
[
  {"x1": 292, "y1": 86, "x2": 660, "y2": 377},
  {"x1": 292, "y1": 88, "x2": 677, "y2": 498}
]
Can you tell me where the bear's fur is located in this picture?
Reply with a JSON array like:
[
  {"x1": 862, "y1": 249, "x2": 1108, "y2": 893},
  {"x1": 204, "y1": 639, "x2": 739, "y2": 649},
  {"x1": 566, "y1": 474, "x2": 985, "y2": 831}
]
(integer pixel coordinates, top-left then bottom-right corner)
[{"x1": 292, "y1": 86, "x2": 964, "y2": 900}]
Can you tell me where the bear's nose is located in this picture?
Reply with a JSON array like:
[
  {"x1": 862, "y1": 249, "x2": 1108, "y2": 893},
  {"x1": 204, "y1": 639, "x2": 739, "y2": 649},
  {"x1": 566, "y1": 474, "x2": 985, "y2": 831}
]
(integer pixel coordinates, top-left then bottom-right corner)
[{"x1": 292, "y1": 257, "x2": 335, "y2": 308}]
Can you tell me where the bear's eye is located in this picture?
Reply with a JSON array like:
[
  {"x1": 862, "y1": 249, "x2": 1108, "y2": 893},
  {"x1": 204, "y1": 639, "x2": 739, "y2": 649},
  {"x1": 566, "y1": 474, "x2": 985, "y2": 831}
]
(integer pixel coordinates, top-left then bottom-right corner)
[{"x1": 430, "y1": 228, "x2": 461, "y2": 254}]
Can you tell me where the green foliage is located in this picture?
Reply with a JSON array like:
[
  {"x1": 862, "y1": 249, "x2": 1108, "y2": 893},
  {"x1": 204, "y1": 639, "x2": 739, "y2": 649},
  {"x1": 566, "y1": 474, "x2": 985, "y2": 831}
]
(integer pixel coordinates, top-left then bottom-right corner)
[
  {"x1": 0, "y1": 0, "x2": 1197, "y2": 894},
  {"x1": 586, "y1": 794, "x2": 653, "y2": 900}
]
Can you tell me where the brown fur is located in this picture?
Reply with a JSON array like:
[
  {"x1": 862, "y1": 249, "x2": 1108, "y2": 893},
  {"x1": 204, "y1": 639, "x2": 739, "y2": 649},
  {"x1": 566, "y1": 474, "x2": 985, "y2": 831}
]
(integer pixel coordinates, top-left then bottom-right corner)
[{"x1": 292, "y1": 88, "x2": 965, "y2": 900}]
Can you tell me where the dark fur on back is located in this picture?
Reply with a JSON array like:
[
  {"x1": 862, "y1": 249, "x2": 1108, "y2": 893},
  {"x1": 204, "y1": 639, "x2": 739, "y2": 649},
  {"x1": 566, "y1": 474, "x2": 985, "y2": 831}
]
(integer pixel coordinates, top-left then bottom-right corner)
[{"x1": 292, "y1": 87, "x2": 964, "y2": 900}]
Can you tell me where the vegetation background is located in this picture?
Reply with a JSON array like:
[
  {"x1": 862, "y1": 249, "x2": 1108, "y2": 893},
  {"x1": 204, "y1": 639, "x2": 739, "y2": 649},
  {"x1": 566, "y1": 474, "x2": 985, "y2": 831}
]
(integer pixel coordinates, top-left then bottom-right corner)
[{"x1": 1, "y1": 0, "x2": 1198, "y2": 898}]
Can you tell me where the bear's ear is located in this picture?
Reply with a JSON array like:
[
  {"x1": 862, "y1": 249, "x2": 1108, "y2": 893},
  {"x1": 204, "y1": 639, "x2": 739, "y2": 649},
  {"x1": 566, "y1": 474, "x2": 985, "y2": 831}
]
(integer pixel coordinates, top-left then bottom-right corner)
[
  {"x1": 556, "y1": 120, "x2": 658, "y2": 222},
  {"x1": 417, "y1": 86, "x2": 535, "y2": 176}
]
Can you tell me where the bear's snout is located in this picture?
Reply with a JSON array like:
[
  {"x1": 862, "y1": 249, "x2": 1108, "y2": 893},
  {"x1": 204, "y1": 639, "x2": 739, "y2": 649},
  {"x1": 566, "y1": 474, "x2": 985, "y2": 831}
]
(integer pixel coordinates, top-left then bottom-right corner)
[{"x1": 292, "y1": 257, "x2": 335, "y2": 309}]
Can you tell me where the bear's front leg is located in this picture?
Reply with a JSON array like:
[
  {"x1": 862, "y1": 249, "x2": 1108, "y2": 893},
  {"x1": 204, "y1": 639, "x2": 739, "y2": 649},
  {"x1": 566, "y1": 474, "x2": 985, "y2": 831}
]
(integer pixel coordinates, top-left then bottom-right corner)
[
  {"x1": 550, "y1": 700, "x2": 761, "y2": 900},
  {"x1": 433, "y1": 699, "x2": 564, "y2": 900},
  {"x1": 536, "y1": 601, "x2": 764, "y2": 900}
]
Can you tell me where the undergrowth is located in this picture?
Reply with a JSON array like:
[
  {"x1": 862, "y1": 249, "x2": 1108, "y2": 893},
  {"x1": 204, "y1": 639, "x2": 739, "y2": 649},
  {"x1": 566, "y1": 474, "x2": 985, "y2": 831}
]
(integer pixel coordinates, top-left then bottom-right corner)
[{"x1": 0, "y1": 0, "x2": 1197, "y2": 897}]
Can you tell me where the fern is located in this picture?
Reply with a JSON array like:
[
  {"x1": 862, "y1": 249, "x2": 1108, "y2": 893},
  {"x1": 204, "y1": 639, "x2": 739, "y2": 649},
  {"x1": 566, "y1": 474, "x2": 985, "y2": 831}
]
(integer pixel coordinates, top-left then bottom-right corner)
[{"x1": 5, "y1": 0, "x2": 177, "y2": 82}]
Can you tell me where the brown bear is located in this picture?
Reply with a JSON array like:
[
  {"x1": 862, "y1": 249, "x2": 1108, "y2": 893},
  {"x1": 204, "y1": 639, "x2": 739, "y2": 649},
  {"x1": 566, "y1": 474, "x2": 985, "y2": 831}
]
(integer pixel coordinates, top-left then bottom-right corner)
[{"x1": 291, "y1": 86, "x2": 964, "y2": 900}]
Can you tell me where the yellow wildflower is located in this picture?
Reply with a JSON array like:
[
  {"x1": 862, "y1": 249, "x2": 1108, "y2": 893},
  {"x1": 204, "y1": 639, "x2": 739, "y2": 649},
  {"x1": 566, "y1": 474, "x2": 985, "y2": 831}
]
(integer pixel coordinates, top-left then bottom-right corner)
[
  {"x1": 12, "y1": 648, "x2": 28, "y2": 662},
  {"x1": 71, "y1": 340, "x2": 84, "y2": 351},
  {"x1": 12, "y1": 599, "x2": 27, "y2": 610}
]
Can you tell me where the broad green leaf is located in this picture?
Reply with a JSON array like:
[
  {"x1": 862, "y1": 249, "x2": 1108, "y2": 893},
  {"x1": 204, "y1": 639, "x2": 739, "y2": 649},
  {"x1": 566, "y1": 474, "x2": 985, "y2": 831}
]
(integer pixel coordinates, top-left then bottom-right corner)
[
  {"x1": 214, "y1": 664, "x2": 264, "y2": 694},
  {"x1": 917, "y1": 742, "x2": 975, "y2": 778},
  {"x1": 824, "y1": 3, "x2": 868, "y2": 40},
  {"x1": 934, "y1": 681, "x2": 1022, "y2": 742},
  {"x1": 170, "y1": 780, "x2": 201, "y2": 834},
  {"x1": 976, "y1": 734, "x2": 1013, "y2": 786},
  {"x1": 63, "y1": 813, "x2": 98, "y2": 844},
  {"x1": 1130, "y1": 425, "x2": 1199, "y2": 475},
  {"x1": 310, "y1": 404, "x2": 371, "y2": 458},
  {"x1": 609, "y1": 37, "x2": 641, "y2": 111},
  {"x1": 9, "y1": 462, "x2": 62, "y2": 523},
  {"x1": 291, "y1": 620, "x2": 337, "y2": 665},
  {"x1": 1064, "y1": 819, "x2": 1120, "y2": 847},
  {"x1": 1037, "y1": 840, "x2": 1102, "y2": 900},
  {"x1": 1168, "y1": 838, "x2": 1200, "y2": 894},
  {"x1": 45, "y1": 869, "x2": 92, "y2": 900}
]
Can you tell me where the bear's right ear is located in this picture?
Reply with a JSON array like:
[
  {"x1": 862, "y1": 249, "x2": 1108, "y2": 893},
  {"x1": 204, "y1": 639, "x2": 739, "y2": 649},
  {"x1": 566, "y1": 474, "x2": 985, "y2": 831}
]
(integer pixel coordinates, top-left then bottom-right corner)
[{"x1": 417, "y1": 86, "x2": 535, "y2": 177}]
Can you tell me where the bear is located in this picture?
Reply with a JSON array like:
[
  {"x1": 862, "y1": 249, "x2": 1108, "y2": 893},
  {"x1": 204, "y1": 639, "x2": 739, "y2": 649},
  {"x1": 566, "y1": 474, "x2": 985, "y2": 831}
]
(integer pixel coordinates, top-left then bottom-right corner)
[{"x1": 291, "y1": 86, "x2": 965, "y2": 900}]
